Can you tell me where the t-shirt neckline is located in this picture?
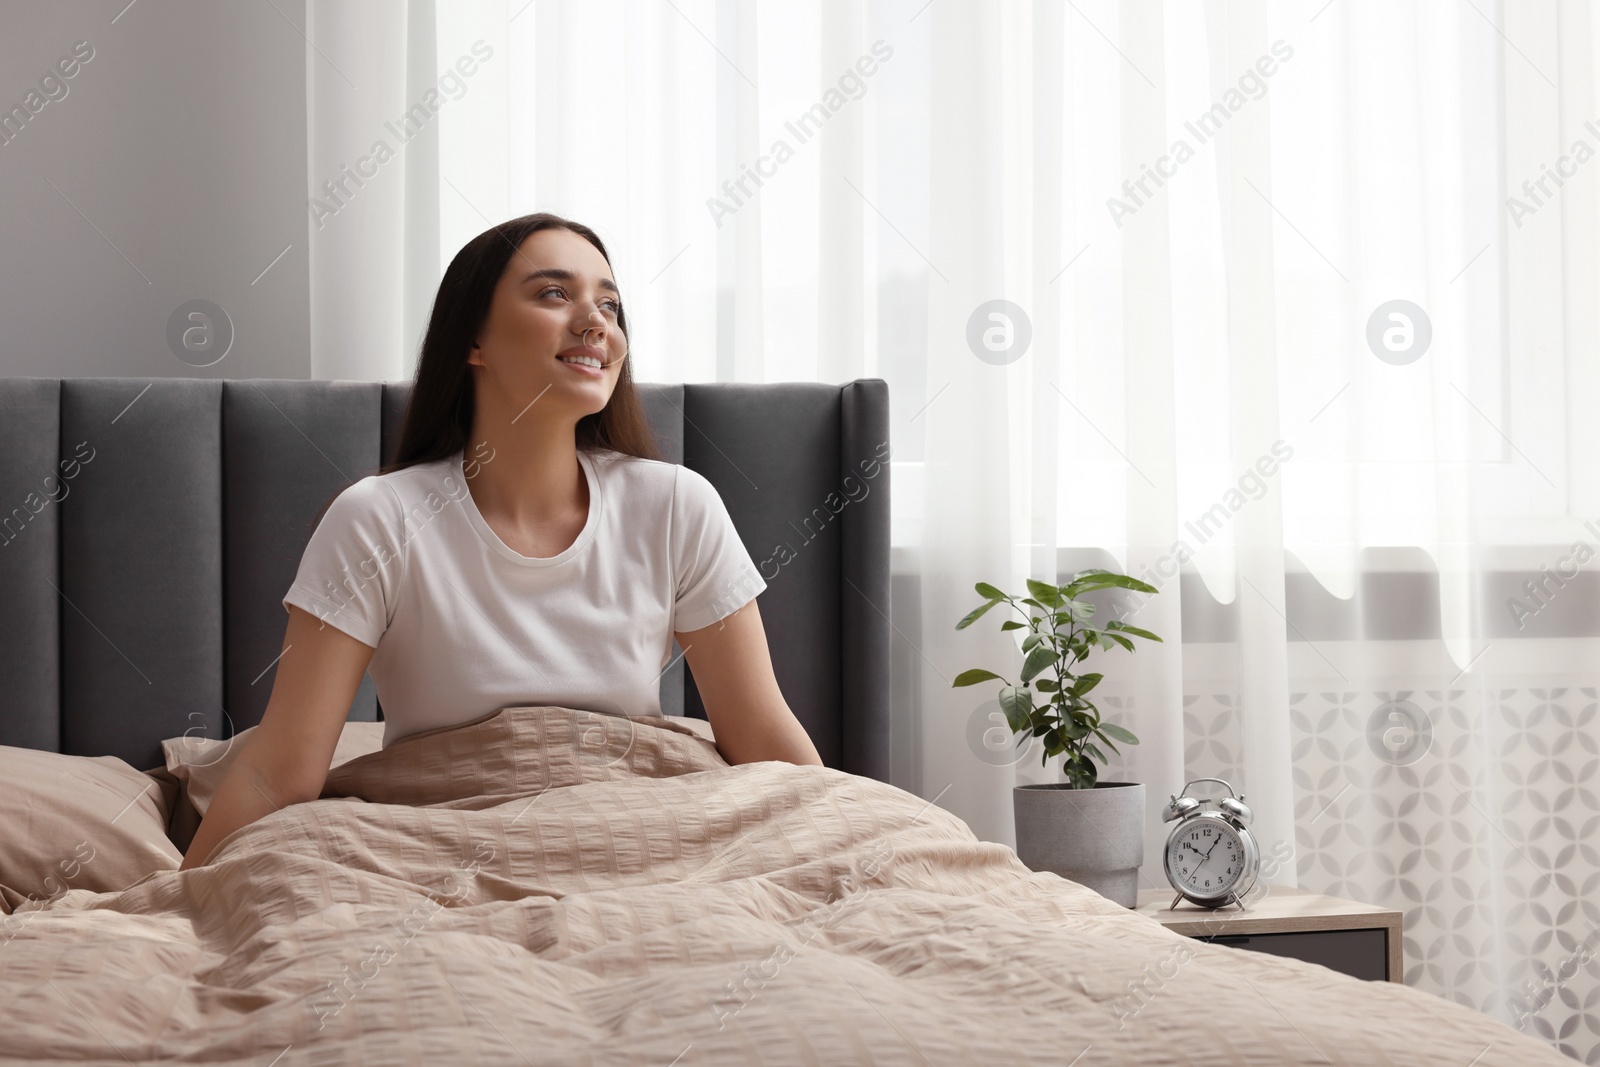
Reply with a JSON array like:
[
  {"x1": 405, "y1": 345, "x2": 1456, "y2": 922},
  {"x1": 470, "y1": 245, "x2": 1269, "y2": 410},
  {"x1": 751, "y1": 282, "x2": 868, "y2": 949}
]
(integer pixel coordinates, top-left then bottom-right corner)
[{"x1": 453, "y1": 448, "x2": 603, "y2": 567}]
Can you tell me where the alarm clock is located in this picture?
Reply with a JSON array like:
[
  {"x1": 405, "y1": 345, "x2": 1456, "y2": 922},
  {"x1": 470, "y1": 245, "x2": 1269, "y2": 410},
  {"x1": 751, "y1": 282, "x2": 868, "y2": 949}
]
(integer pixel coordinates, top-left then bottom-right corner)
[{"x1": 1161, "y1": 777, "x2": 1260, "y2": 910}]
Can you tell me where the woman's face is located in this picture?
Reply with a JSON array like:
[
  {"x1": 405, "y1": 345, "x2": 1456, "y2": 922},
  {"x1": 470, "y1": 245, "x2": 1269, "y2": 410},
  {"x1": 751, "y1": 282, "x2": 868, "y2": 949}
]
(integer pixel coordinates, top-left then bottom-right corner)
[{"x1": 468, "y1": 227, "x2": 627, "y2": 421}]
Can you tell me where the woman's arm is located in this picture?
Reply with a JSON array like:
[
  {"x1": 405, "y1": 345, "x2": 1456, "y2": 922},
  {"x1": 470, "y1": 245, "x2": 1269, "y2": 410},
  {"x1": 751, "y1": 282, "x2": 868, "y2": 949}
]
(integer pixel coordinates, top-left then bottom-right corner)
[
  {"x1": 179, "y1": 605, "x2": 376, "y2": 870},
  {"x1": 674, "y1": 598, "x2": 823, "y2": 767}
]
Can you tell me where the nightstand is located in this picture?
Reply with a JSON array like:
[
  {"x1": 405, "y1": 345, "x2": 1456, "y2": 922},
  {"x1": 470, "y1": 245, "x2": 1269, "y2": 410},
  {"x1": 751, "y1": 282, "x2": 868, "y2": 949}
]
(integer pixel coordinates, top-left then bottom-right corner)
[{"x1": 1135, "y1": 886, "x2": 1403, "y2": 983}]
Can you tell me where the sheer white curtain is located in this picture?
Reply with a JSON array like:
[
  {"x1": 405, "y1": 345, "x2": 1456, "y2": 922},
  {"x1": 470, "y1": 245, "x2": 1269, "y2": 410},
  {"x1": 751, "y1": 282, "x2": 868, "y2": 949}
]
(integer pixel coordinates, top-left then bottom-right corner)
[
  {"x1": 306, "y1": 0, "x2": 440, "y2": 381},
  {"x1": 307, "y1": 0, "x2": 1600, "y2": 1057}
]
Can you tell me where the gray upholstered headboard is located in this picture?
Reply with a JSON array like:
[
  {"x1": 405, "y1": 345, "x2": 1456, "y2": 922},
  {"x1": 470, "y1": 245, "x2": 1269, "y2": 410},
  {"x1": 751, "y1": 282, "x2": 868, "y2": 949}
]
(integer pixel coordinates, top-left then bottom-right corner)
[{"x1": 0, "y1": 377, "x2": 891, "y2": 780}]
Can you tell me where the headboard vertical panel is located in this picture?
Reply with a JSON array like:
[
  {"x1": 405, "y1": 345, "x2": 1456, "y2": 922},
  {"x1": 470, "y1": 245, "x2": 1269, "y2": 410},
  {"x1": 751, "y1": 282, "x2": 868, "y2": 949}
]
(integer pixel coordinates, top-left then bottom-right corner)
[
  {"x1": 224, "y1": 381, "x2": 383, "y2": 734},
  {"x1": 59, "y1": 379, "x2": 224, "y2": 769},
  {"x1": 635, "y1": 385, "x2": 686, "y2": 465},
  {"x1": 839, "y1": 378, "x2": 892, "y2": 781},
  {"x1": 380, "y1": 382, "x2": 410, "y2": 468},
  {"x1": 680, "y1": 382, "x2": 845, "y2": 768},
  {"x1": 0, "y1": 379, "x2": 63, "y2": 752},
  {"x1": 633, "y1": 383, "x2": 684, "y2": 716},
  {"x1": 635, "y1": 384, "x2": 688, "y2": 717}
]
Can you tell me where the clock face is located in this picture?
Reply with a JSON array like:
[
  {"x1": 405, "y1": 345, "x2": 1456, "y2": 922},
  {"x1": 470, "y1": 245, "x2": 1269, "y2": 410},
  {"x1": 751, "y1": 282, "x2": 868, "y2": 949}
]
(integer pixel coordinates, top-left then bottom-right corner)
[{"x1": 1166, "y1": 817, "x2": 1247, "y2": 898}]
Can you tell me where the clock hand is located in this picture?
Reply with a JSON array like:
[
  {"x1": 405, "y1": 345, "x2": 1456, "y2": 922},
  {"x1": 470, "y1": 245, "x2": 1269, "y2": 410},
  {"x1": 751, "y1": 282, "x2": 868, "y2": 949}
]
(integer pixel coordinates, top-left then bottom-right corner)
[{"x1": 1185, "y1": 838, "x2": 1226, "y2": 887}]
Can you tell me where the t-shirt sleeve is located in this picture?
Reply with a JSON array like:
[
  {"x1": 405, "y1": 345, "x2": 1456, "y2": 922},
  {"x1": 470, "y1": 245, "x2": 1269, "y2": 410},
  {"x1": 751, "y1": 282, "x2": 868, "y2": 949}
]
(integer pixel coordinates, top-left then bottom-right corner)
[
  {"x1": 670, "y1": 465, "x2": 768, "y2": 633},
  {"x1": 281, "y1": 477, "x2": 404, "y2": 648}
]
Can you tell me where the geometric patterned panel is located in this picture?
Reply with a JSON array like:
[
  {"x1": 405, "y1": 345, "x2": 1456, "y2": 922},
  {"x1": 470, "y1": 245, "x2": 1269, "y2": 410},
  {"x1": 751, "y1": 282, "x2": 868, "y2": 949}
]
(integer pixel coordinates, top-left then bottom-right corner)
[
  {"x1": 1185, "y1": 687, "x2": 1600, "y2": 1064},
  {"x1": 1182, "y1": 692, "x2": 1246, "y2": 789}
]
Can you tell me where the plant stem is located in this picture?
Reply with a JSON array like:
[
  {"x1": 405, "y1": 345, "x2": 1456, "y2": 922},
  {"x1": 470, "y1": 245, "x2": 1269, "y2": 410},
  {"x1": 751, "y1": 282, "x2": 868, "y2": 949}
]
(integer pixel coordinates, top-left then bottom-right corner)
[{"x1": 1048, "y1": 599, "x2": 1067, "y2": 728}]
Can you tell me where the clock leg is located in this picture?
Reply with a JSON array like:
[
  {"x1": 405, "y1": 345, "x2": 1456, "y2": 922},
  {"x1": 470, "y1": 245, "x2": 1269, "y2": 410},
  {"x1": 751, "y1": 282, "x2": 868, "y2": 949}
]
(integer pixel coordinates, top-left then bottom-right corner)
[
  {"x1": 1231, "y1": 892, "x2": 1248, "y2": 912},
  {"x1": 1170, "y1": 891, "x2": 1184, "y2": 911}
]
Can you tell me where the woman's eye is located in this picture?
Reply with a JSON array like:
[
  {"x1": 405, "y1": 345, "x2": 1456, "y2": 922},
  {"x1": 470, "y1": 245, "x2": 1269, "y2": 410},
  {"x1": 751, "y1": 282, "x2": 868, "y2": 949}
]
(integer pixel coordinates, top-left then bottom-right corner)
[{"x1": 538, "y1": 286, "x2": 621, "y2": 315}]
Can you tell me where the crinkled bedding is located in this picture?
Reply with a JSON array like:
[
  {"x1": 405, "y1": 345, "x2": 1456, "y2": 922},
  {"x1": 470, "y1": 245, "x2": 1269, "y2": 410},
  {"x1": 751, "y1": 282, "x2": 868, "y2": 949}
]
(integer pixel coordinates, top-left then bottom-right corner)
[{"x1": 0, "y1": 706, "x2": 1567, "y2": 1066}]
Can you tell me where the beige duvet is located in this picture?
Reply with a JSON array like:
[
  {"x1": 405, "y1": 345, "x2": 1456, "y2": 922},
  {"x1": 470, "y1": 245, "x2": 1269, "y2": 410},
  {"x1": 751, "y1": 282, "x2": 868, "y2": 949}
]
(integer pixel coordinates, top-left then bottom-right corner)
[{"x1": 0, "y1": 706, "x2": 1568, "y2": 1066}]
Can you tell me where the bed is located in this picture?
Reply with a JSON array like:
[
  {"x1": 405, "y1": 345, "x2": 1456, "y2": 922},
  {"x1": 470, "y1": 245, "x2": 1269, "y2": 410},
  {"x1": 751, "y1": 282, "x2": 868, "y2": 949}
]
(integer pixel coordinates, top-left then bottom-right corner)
[{"x1": 0, "y1": 377, "x2": 1568, "y2": 1065}]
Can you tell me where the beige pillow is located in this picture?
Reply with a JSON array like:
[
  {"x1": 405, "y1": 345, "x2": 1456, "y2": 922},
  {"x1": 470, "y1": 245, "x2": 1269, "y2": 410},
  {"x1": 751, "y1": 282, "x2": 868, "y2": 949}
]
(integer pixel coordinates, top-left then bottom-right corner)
[
  {"x1": 0, "y1": 746, "x2": 180, "y2": 912},
  {"x1": 160, "y1": 720, "x2": 386, "y2": 851}
]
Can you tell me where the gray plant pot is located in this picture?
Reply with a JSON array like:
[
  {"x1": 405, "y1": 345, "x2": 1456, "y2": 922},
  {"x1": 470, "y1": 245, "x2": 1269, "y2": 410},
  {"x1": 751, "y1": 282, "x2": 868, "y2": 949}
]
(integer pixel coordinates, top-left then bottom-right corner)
[{"x1": 1013, "y1": 781, "x2": 1146, "y2": 907}]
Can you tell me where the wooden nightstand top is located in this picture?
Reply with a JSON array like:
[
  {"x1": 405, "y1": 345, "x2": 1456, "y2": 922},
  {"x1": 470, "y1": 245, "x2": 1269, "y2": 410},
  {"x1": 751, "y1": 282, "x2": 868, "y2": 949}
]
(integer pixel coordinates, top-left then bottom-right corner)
[
  {"x1": 1136, "y1": 885, "x2": 1404, "y2": 982},
  {"x1": 1137, "y1": 885, "x2": 1401, "y2": 936}
]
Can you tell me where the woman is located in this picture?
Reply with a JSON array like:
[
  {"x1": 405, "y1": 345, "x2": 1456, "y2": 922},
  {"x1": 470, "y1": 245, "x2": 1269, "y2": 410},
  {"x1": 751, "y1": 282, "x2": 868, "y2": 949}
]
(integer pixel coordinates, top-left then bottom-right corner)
[{"x1": 180, "y1": 213, "x2": 821, "y2": 871}]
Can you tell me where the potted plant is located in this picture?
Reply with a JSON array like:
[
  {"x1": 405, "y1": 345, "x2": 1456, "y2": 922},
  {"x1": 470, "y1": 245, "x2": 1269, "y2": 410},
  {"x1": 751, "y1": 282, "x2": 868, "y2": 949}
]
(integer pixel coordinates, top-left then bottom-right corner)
[{"x1": 953, "y1": 569, "x2": 1163, "y2": 907}]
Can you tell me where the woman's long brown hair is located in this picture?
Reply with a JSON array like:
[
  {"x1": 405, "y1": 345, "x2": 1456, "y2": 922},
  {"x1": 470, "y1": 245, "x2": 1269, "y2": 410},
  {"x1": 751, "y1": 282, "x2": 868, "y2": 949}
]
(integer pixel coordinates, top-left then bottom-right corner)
[{"x1": 381, "y1": 212, "x2": 660, "y2": 474}]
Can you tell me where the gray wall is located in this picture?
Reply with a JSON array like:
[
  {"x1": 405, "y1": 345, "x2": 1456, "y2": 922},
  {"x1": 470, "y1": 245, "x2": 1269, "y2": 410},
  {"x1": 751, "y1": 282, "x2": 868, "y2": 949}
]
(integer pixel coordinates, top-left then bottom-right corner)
[{"x1": 0, "y1": 0, "x2": 309, "y2": 379}]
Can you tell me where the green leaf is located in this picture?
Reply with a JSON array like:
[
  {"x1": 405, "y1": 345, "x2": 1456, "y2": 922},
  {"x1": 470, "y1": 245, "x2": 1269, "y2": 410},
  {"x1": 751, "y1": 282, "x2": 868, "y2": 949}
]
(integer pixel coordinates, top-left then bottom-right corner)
[
  {"x1": 1022, "y1": 633, "x2": 1045, "y2": 653},
  {"x1": 998, "y1": 686, "x2": 1033, "y2": 733},
  {"x1": 1020, "y1": 646, "x2": 1056, "y2": 684},
  {"x1": 1105, "y1": 621, "x2": 1163, "y2": 642},
  {"x1": 956, "y1": 599, "x2": 1002, "y2": 630},
  {"x1": 1099, "y1": 722, "x2": 1139, "y2": 746},
  {"x1": 952, "y1": 668, "x2": 1004, "y2": 687},
  {"x1": 1096, "y1": 634, "x2": 1115, "y2": 651},
  {"x1": 1061, "y1": 568, "x2": 1114, "y2": 594},
  {"x1": 1025, "y1": 579, "x2": 1062, "y2": 608},
  {"x1": 1062, "y1": 583, "x2": 1111, "y2": 599},
  {"x1": 974, "y1": 582, "x2": 1007, "y2": 601},
  {"x1": 1067, "y1": 573, "x2": 1159, "y2": 596},
  {"x1": 1000, "y1": 620, "x2": 1025, "y2": 631},
  {"x1": 1107, "y1": 633, "x2": 1135, "y2": 652},
  {"x1": 1063, "y1": 755, "x2": 1098, "y2": 789},
  {"x1": 1034, "y1": 678, "x2": 1059, "y2": 693},
  {"x1": 1020, "y1": 597, "x2": 1046, "y2": 611},
  {"x1": 1071, "y1": 673, "x2": 1103, "y2": 696},
  {"x1": 1084, "y1": 742, "x2": 1108, "y2": 764},
  {"x1": 1063, "y1": 720, "x2": 1091, "y2": 740}
]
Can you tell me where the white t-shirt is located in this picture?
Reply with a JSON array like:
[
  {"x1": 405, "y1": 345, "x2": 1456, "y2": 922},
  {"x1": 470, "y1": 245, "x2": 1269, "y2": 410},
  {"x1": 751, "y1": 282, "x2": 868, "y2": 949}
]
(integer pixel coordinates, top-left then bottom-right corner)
[{"x1": 281, "y1": 447, "x2": 768, "y2": 746}]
